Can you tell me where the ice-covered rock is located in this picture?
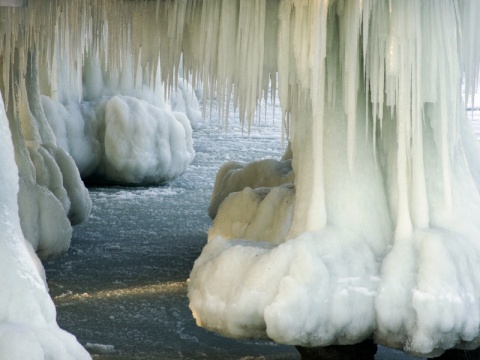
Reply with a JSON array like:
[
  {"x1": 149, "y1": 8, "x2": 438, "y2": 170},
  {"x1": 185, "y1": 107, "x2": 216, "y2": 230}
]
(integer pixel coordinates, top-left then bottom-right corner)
[
  {"x1": 209, "y1": 185, "x2": 295, "y2": 245},
  {"x1": 43, "y1": 94, "x2": 195, "y2": 185},
  {"x1": 208, "y1": 159, "x2": 293, "y2": 219}
]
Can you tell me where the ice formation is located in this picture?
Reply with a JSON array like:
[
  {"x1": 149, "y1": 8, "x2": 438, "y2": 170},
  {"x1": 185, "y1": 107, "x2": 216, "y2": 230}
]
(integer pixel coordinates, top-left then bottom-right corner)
[
  {"x1": 0, "y1": 92, "x2": 90, "y2": 359},
  {"x1": 189, "y1": 0, "x2": 480, "y2": 358},
  {"x1": 1, "y1": 0, "x2": 480, "y2": 358},
  {"x1": 0, "y1": 1, "x2": 196, "y2": 357},
  {"x1": 208, "y1": 158, "x2": 294, "y2": 219},
  {"x1": 42, "y1": 55, "x2": 196, "y2": 185}
]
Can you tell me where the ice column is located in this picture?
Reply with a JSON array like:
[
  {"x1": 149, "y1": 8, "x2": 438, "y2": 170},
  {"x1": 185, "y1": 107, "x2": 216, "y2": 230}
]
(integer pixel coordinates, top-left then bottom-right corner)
[
  {"x1": 0, "y1": 89, "x2": 90, "y2": 359},
  {"x1": 189, "y1": 0, "x2": 480, "y2": 357}
]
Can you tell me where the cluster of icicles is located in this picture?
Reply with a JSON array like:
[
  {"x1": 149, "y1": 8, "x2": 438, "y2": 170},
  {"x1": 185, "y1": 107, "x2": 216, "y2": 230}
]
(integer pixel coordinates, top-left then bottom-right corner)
[
  {"x1": 2, "y1": 0, "x2": 479, "y2": 138},
  {"x1": 1, "y1": 0, "x2": 480, "y2": 358}
]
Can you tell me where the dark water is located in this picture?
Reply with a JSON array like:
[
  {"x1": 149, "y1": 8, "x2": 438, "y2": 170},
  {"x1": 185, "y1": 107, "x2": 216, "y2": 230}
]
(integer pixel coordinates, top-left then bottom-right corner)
[{"x1": 44, "y1": 123, "x2": 424, "y2": 359}]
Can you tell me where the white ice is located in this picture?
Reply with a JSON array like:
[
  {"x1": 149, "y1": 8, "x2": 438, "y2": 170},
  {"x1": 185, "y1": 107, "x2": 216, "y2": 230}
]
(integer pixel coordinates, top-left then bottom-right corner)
[
  {"x1": 0, "y1": 92, "x2": 90, "y2": 359},
  {"x1": 43, "y1": 54, "x2": 197, "y2": 185},
  {"x1": 189, "y1": 1, "x2": 480, "y2": 357}
]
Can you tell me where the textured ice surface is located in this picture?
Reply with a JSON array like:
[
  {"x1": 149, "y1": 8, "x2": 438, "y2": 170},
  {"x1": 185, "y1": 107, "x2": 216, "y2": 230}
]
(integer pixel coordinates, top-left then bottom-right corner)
[
  {"x1": 187, "y1": 2, "x2": 480, "y2": 356},
  {"x1": 42, "y1": 58, "x2": 198, "y2": 185}
]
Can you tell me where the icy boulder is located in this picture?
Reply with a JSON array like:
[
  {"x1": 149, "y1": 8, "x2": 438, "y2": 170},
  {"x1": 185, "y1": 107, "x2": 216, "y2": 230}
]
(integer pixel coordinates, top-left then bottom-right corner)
[
  {"x1": 44, "y1": 94, "x2": 195, "y2": 185},
  {"x1": 208, "y1": 159, "x2": 294, "y2": 219},
  {"x1": 209, "y1": 185, "x2": 295, "y2": 245},
  {"x1": 207, "y1": 145, "x2": 295, "y2": 244},
  {"x1": 99, "y1": 95, "x2": 195, "y2": 184},
  {"x1": 0, "y1": 92, "x2": 90, "y2": 360},
  {"x1": 42, "y1": 51, "x2": 197, "y2": 186},
  {"x1": 169, "y1": 78, "x2": 202, "y2": 129}
]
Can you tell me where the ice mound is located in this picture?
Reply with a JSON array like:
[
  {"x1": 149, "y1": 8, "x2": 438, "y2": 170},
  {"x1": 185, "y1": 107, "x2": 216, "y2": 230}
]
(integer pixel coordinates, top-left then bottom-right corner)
[
  {"x1": 43, "y1": 94, "x2": 195, "y2": 185},
  {"x1": 189, "y1": 230, "x2": 380, "y2": 345},
  {"x1": 42, "y1": 53, "x2": 197, "y2": 185},
  {"x1": 208, "y1": 159, "x2": 294, "y2": 219},
  {"x1": 100, "y1": 95, "x2": 195, "y2": 184},
  {"x1": 209, "y1": 185, "x2": 295, "y2": 245},
  {"x1": 169, "y1": 78, "x2": 202, "y2": 129}
]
